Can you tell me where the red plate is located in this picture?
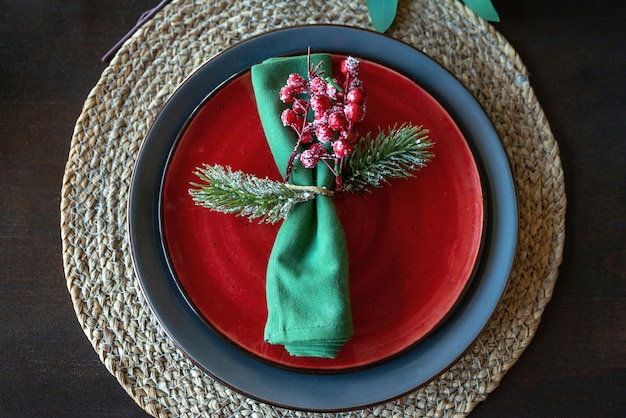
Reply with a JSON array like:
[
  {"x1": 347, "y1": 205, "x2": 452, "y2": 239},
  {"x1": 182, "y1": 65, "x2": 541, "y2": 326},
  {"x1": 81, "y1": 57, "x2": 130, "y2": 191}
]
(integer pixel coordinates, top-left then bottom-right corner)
[{"x1": 161, "y1": 56, "x2": 484, "y2": 371}]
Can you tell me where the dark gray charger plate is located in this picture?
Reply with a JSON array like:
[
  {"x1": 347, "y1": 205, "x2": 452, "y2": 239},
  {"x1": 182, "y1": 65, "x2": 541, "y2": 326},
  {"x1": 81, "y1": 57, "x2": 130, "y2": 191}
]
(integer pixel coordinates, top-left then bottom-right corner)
[{"x1": 128, "y1": 25, "x2": 517, "y2": 411}]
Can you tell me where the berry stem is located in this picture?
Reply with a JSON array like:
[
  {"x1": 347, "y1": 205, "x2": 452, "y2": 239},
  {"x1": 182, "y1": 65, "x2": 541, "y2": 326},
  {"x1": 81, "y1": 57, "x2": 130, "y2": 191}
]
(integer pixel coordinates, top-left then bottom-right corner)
[
  {"x1": 285, "y1": 136, "x2": 303, "y2": 182},
  {"x1": 285, "y1": 97, "x2": 311, "y2": 182},
  {"x1": 320, "y1": 158, "x2": 338, "y2": 179}
]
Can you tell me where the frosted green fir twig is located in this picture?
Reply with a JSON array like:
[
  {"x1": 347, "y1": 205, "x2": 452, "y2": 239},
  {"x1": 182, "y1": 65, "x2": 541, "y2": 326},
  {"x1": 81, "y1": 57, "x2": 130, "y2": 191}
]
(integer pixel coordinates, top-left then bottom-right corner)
[
  {"x1": 342, "y1": 123, "x2": 434, "y2": 193},
  {"x1": 189, "y1": 165, "x2": 323, "y2": 224}
]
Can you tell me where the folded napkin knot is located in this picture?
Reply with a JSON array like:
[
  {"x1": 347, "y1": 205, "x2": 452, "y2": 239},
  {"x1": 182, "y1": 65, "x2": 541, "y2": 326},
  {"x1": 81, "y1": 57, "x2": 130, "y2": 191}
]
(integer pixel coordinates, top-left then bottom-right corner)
[{"x1": 251, "y1": 54, "x2": 353, "y2": 358}]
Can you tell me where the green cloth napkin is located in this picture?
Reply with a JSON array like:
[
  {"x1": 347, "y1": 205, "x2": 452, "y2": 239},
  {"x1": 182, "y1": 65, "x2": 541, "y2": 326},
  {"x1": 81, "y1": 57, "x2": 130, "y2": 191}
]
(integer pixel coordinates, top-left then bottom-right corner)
[{"x1": 251, "y1": 54, "x2": 353, "y2": 358}]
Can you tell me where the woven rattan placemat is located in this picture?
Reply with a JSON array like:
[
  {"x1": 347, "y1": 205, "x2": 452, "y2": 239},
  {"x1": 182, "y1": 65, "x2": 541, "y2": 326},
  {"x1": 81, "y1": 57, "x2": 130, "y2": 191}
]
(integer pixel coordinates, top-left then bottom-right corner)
[{"x1": 61, "y1": 0, "x2": 566, "y2": 416}]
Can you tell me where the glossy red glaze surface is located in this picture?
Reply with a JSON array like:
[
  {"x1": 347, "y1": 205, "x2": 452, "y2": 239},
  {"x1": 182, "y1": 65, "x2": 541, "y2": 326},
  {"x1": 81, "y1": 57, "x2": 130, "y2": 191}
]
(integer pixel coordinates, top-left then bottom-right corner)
[{"x1": 161, "y1": 57, "x2": 484, "y2": 370}]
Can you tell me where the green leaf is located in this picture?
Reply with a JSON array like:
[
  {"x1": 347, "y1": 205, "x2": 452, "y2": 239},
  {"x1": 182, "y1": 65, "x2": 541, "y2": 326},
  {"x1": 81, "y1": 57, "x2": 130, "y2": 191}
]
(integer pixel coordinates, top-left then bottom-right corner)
[
  {"x1": 462, "y1": 0, "x2": 500, "y2": 22},
  {"x1": 366, "y1": 0, "x2": 398, "y2": 33}
]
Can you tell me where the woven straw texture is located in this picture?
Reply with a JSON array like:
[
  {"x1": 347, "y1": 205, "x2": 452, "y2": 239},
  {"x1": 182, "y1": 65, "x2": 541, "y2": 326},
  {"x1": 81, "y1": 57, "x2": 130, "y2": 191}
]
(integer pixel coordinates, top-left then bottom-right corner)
[{"x1": 60, "y1": 0, "x2": 566, "y2": 416}]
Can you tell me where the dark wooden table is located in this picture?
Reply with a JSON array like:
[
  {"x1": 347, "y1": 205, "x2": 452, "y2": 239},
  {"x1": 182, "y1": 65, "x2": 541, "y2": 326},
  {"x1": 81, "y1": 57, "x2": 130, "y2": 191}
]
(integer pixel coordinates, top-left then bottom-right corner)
[{"x1": 1, "y1": 1, "x2": 624, "y2": 416}]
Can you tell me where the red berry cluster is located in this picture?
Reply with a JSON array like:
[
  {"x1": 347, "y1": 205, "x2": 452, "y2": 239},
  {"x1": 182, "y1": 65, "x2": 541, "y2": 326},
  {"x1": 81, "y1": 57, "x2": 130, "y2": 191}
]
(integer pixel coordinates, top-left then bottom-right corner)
[{"x1": 280, "y1": 56, "x2": 367, "y2": 189}]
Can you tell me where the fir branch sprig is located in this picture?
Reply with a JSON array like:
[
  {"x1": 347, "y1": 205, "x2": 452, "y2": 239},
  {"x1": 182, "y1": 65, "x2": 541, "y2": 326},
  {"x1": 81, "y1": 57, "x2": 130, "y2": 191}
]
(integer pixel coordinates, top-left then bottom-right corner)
[
  {"x1": 342, "y1": 123, "x2": 434, "y2": 193},
  {"x1": 189, "y1": 164, "x2": 325, "y2": 224}
]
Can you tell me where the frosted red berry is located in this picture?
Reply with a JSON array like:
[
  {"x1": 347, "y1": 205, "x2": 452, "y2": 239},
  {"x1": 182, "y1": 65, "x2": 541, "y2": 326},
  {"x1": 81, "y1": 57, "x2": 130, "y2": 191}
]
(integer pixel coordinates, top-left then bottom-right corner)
[
  {"x1": 309, "y1": 77, "x2": 327, "y2": 95},
  {"x1": 281, "y1": 109, "x2": 301, "y2": 127},
  {"x1": 344, "y1": 102, "x2": 365, "y2": 122},
  {"x1": 300, "y1": 126, "x2": 314, "y2": 144},
  {"x1": 340, "y1": 56, "x2": 359, "y2": 77},
  {"x1": 328, "y1": 111, "x2": 348, "y2": 131},
  {"x1": 333, "y1": 139, "x2": 354, "y2": 157},
  {"x1": 346, "y1": 87, "x2": 366, "y2": 105},
  {"x1": 314, "y1": 109, "x2": 328, "y2": 122},
  {"x1": 310, "y1": 94, "x2": 331, "y2": 113},
  {"x1": 340, "y1": 60, "x2": 351, "y2": 75},
  {"x1": 315, "y1": 123, "x2": 334, "y2": 142},
  {"x1": 279, "y1": 86, "x2": 295, "y2": 103},
  {"x1": 309, "y1": 143, "x2": 326, "y2": 156},
  {"x1": 292, "y1": 98, "x2": 307, "y2": 115},
  {"x1": 300, "y1": 149, "x2": 318, "y2": 168},
  {"x1": 300, "y1": 143, "x2": 327, "y2": 168},
  {"x1": 287, "y1": 73, "x2": 307, "y2": 90},
  {"x1": 340, "y1": 129, "x2": 357, "y2": 143}
]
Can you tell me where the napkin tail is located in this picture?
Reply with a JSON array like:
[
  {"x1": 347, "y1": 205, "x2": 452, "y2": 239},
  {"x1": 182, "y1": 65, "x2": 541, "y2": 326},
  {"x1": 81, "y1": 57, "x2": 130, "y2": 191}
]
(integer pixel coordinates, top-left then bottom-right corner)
[{"x1": 262, "y1": 195, "x2": 352, "y2": 359}]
